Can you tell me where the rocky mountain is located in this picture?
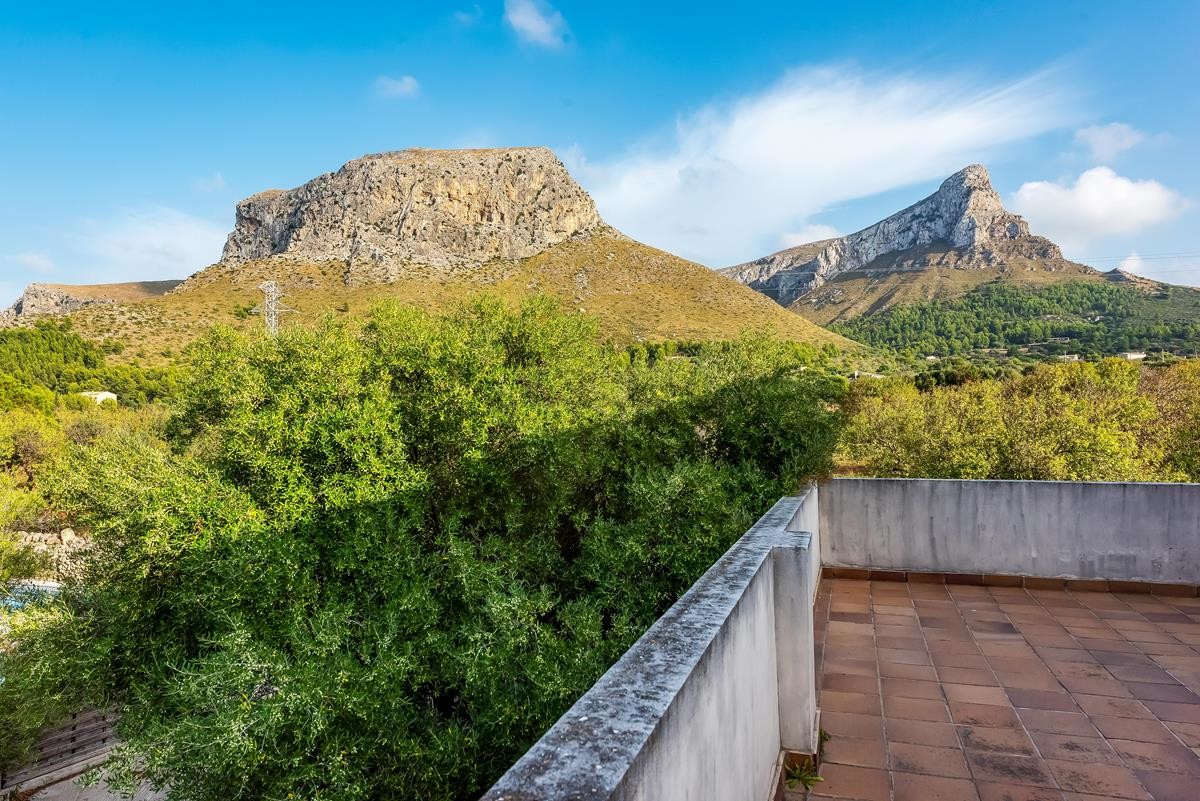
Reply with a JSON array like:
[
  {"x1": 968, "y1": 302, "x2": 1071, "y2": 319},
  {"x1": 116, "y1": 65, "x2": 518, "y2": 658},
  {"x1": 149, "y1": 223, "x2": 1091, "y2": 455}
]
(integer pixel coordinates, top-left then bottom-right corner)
[
  {"x1": 722, "y1": 165, "x2": 1088, "y2": 314},
  {"x1": 1, "y1": 281, "x2": 180, "y2": 326},
  {"x1": 218, "y1": 147, "x2": 602, "y2": 284},
  {"x1": 15, "y1": 147, "x2": 848, "y2": 354}
]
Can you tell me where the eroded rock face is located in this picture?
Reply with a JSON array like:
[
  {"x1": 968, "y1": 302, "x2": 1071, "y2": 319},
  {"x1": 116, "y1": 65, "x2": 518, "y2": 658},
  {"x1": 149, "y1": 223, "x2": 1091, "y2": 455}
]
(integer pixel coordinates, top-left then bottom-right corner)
[
  {"x1": 219, "y1": 147, "x2": 603, "y2": 282},
  {"x1": 1, "y1": 284, "x2": 114, "y2": 325},
  {"x1": 722, "y1": 165, "x2": 1065, "y2": 306}
]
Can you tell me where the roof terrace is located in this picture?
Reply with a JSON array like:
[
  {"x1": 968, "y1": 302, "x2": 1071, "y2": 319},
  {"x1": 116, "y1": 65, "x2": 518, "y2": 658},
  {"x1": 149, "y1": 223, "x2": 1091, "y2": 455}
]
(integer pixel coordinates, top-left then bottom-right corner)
[{"x1": 483, "y1": 479, "x2": 1200, "y2": 801}]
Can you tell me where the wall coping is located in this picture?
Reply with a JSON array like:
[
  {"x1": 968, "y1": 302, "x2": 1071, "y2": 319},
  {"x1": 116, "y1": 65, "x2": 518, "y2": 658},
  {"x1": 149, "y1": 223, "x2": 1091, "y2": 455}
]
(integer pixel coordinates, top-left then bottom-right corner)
[{"x1": 481, "y1": 492, "x2": 813, "y2": 801}]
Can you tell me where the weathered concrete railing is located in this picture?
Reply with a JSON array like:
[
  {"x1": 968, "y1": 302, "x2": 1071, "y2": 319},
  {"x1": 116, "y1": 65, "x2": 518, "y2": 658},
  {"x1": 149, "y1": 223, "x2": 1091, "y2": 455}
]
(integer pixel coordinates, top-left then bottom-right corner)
[
  {"x1": 821, "y1": 478, "x2": 1200, "y2": 585},
  {"x1": 482, "y1": 488, "x2": 822, "y2": 801}
]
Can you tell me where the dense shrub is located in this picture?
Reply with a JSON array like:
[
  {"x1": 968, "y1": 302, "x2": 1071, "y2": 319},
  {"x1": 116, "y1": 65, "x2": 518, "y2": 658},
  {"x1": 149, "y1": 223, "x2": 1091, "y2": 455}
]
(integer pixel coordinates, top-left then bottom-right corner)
[
  {"x1": 840, "y1": 359, "x2": 1180, "y2": 481},
  {"x1": 0, "y1": 298, "x2": 845, "y2": 801}
]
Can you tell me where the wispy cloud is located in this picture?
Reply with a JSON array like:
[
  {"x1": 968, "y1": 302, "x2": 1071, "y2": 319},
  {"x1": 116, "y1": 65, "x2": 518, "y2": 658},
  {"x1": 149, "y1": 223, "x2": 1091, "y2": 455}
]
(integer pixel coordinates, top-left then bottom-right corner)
[
  {"x1": 1074, "y1": 123, "x2": 1146, "y2": 163},
  {"x1": 572, "y1": 65, "x2": 1078, "y2": 265},
  {"x1": 193, "y1": 172, "x2": 227, "y2": 192},
  {"x1": 10, "y1": 251, "x2": 57, "y2": 274},
  {"x1": 504, "y1": 0, "x2": 569, "y2": 49},
  {"x1": 453, "y1": 5, "x2": 483, "y2": 26},
  {"x1": 780, "y1": 225, "x2": 840, "y2": 248},
  {"x1": 1011, "y1": 167, "x2": 1189, "y2": 251},
  {"x1": 75, "y1": 206, "x2": 227, "y2": 282},
  {"x1": 373, "y1": 74, "x2": 421, "y2": 98}
]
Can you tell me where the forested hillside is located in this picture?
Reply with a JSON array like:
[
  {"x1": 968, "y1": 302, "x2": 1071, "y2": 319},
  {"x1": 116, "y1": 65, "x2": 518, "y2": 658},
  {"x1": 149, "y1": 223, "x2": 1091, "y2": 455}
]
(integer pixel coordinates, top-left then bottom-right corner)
[
  {"x1": 0, "y1": 322, "x2": 180, "y2": 410},
  {"x1": 830, "y1": 281, "x2": 1200, "y2": 359}
]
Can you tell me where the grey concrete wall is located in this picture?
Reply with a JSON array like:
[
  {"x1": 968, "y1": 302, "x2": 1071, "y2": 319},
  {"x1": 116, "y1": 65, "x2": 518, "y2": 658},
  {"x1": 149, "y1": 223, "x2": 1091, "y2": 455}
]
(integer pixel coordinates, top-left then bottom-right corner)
[
  {"x1": 822, "y1": 478, "x2": 1200, "y2": 584},
  {"x1": 481, "y1": 490, "x2": 820, "y2": 801}
]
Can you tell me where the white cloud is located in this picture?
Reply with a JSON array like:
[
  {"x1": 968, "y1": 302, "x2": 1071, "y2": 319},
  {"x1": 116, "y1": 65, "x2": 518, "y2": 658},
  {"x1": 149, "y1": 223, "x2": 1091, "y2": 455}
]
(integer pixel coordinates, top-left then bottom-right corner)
[
  {"x1": 11, "y1": 251, "x2": 57, "y2": 274},
  {"x1": 373, "y1": 75, "x2": 421, "y2": 98},
  {"x1": 1011, "y1": 167, "x2": 1188, "y2": 251},
  {"x1": 574, "y1": 66, "x2": 1078, "y2": 265},
  {"x1": 75, "y1": 206, "x2": 227, "y2": 282},
  {"x1": 1118, "y1": 252, "x2": 1147, "y2": 274},
  {"x1": 453, "y1": 5, "x2": 483, "y2": 25},
  {"x1": 193, "y1": 172, "x2": 227, "y2": 192},
  {"x1": 780, "y1": 225, "x2": 840, "y2": 248},
  {"x1": 1074, "y1": 123, "x2": 1145, "y2": 163},
  {"x1": 504, "y1": 0, "x2": 568, "y2": 48}
]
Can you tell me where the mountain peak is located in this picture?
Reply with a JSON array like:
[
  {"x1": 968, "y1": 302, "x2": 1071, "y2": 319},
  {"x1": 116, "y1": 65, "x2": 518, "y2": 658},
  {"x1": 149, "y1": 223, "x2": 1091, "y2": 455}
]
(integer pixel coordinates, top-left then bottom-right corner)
[
  {"x1": 219, "y1": 147, "x2": 603, "y2": 283},
  {"x1": 722, "y1": 164, "x2": 1067, "y2": 306}
]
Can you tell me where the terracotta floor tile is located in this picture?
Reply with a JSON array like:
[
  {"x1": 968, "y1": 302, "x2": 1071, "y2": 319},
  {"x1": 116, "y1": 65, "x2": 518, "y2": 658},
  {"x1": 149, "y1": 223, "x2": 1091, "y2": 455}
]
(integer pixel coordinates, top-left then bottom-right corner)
[
  {"x1": 1008, "y1": 688, "x2": 1081, "y2": 712},
  {"x1": 823, "y1": 673, "x2": 881, "y2": 694},
  {"x1": 1144, "y1": 701, "x2": 1200, "y2": 724},
  {"x1": 886, "y1": 718, "x2": 962, "y2": 749},
  {"x1": 1058, "y1": 676, "x2": 1132, "y2": 698},
  {"x1": 882, "y1": 677, "x2": 944, "y2": 700},
  {"x1": 1046, "y1": 662, "x2": 1110, "y2": 680},
  {"x1": 816, "y1": 763, "x2": 891, "y2": 801},
  {"x1": 1163, "y1": 720, "x2": 1200, "y2": 747},
  {"x1": 1030, "y1": 732, "x2": 1116, "y2": 761},
  {"x1": 821, "y1": 711, "x2": 885, "y2": 740},
  {"x1": 950, "y1": 701, "x2": 1023, "y2": 728},
  {"x1": 1132, "y1": 769, "x2": 1200, "y2": 801},
  {"x1": 1107, "y1": 665, "x2": 1179, "y2": 684},
  {"x1": 822, "y1": 690, "x2": 883, "y2": 715},
  {"x1": 879, "y1": 661, "x2": 940, "y2": 681},
  {"x1": 966, "y1": 752, "x2": 1058, "y2": 788},
  {"x1": 958, "y1": 725, "x2": 1038, "y2": 757},
  {"x1": 1016, "y1": 709, "x2": 1100, "y2": 737},
  {"x1": 1110, "y1": 738, "x2": 1200, "y2": 776},
  {"x1": 822, "y1": 734, "x2": 887, "y2": 769},
  {"x1": 976, "y1": 784, "x2": 1064, "y2": 801},
  {"x1": 885, "y1": 695, "x2": 951, "y2": 722},
  {"x1": 945, "y1": 683, "x2": 1012, "y2": 706},
  {"x1": 892, "y1": 771, "x2": 981, "y2": 801},
  {"x1": 889, "y1": 741, "x2": 972, "y2": 778},
  {"x1": 1074, "y1": 693, "x2": 1154, "y2": 719},
  {"x1": 998, "y1": 671, "x2": 1068, "y2": 691},
  {"x1": 1044, "y1": 760, "x2": 1151, "y2": 799},
  {"x1": 1125, "y1": 682, "x2": 1200, "y2": 704},
  {"x1": 938, "y1": 667, "x2": 1003, "y2": 686},
  {"x1": 1089, "y1": 715, "x2": 1180, "y2": 744}
]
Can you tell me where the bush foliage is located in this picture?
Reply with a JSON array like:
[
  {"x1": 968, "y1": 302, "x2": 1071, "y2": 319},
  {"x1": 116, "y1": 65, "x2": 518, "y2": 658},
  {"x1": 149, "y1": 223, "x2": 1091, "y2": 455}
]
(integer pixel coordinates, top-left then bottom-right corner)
[{"x1": 0, "y1": 298, "x2": 845, "y2": 801}]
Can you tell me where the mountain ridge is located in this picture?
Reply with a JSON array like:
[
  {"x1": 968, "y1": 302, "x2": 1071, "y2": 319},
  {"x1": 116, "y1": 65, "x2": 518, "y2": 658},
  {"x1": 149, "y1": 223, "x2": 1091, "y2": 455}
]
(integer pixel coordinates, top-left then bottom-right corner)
[{"x1": 722, "y1": 165, "x2": 1088, "y2": 309}]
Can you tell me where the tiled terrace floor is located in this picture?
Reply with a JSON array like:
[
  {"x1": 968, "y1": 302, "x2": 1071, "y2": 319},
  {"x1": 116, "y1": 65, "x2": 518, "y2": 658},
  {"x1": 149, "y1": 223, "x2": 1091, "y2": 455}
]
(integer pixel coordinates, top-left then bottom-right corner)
[{"x1": 807, "y1": 578, "x2": 1200, "y2": 801}]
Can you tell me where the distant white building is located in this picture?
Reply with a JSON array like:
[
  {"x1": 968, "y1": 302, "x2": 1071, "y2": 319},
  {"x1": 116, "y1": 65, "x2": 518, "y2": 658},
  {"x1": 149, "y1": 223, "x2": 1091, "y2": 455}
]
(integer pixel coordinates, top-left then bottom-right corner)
[
  {"x1": 1056, "y1": 354, "x2": 1081, "y2": 362},
  {"x1": 79, "y1": 391, "x2": 118, "y2": 405},
  {"x1": 1120, "y1": 352, "x2": 1147, "y2": 361}
]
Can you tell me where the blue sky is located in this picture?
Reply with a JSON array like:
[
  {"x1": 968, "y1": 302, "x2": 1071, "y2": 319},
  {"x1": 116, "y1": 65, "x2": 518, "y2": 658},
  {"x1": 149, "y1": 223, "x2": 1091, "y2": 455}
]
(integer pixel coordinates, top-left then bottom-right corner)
[{"x1": 2, "y1": 0, "x2": 1198, "y2": 305}]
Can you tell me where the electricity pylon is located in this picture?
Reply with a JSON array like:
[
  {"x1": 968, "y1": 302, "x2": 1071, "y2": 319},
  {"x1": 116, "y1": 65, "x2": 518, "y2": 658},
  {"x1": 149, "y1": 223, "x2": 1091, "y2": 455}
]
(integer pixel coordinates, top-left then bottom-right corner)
[{"x1": 256, "y1": 281, "x2": 295, "y2": 336}]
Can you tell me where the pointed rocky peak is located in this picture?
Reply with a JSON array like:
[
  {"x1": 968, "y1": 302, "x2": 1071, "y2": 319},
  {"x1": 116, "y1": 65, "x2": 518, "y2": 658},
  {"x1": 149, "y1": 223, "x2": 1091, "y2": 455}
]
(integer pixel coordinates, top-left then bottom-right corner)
[
  {"x1": 723, "y1": 164, "x2": 1068, "y2": 307},
  {"x1": 219, "y1": 147, "x2": 603, "y2": 282}
]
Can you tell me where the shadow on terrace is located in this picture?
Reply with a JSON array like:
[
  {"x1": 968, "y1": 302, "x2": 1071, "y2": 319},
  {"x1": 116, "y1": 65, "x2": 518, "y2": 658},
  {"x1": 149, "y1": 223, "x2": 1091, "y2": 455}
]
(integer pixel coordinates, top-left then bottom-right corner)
[{"x1": 483, "y1": 478, "x2": 1200, "y2": 801}]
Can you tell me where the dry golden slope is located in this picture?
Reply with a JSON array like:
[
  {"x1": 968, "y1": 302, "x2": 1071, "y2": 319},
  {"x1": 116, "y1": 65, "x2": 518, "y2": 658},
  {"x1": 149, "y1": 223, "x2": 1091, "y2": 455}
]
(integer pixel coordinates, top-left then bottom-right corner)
[{"x1": 63, "y1": 229, "x2": 852, "y2": 362}]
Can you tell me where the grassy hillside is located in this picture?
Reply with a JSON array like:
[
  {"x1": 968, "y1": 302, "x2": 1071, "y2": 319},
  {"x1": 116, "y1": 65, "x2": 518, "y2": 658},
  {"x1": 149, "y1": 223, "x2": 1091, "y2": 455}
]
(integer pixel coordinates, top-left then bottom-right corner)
[
  {"x1": 60, "y1": 229, "x2": 852, "y2": 362},
  {"x1": 791, "y1": 246, "x2": 1099, "y2": 325}
]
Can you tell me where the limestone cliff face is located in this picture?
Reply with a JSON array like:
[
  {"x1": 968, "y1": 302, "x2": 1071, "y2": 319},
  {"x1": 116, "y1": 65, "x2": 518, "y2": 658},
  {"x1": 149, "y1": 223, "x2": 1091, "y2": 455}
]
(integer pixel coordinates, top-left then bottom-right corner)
[
  {"x1": 219, "y1": 147, "x2": 603, "y2": 283},
  {"x1": 1, "y1": 284, "x2": 113, "y2": 325},
  {"x1": 722, "y1": 165, "x2": 1065, "y2": 306}
]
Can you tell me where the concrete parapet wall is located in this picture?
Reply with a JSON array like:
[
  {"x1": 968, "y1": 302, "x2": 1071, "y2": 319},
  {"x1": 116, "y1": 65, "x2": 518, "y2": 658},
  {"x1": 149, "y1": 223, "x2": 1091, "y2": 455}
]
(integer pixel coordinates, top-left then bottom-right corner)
[
  {"x1": 821, "y1": 478, "x2": 1200, "y2": 584},
  {"x1": 481, "y1": 489, "x2": 821, "y2": 801}
]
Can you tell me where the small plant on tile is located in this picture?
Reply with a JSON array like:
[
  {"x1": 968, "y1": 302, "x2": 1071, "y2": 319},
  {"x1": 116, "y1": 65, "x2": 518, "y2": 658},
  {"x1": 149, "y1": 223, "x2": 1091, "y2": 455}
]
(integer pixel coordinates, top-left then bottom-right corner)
[{"x1": 785, "y1": 759, "x2": 823, "y2": 791}]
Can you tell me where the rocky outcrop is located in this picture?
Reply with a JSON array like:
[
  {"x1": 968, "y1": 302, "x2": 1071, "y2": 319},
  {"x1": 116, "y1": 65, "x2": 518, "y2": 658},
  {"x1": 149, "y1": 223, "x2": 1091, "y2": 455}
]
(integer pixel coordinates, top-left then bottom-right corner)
[
  {"x1": 218, "y1": 147, "x2": 603, "y2": 283},
  {"x1": 722, "y1": 165, "x2": 1067, "y2": 306},
  {"x1": 1, "y1": 284, "x2": 115, "y2": 325}
]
